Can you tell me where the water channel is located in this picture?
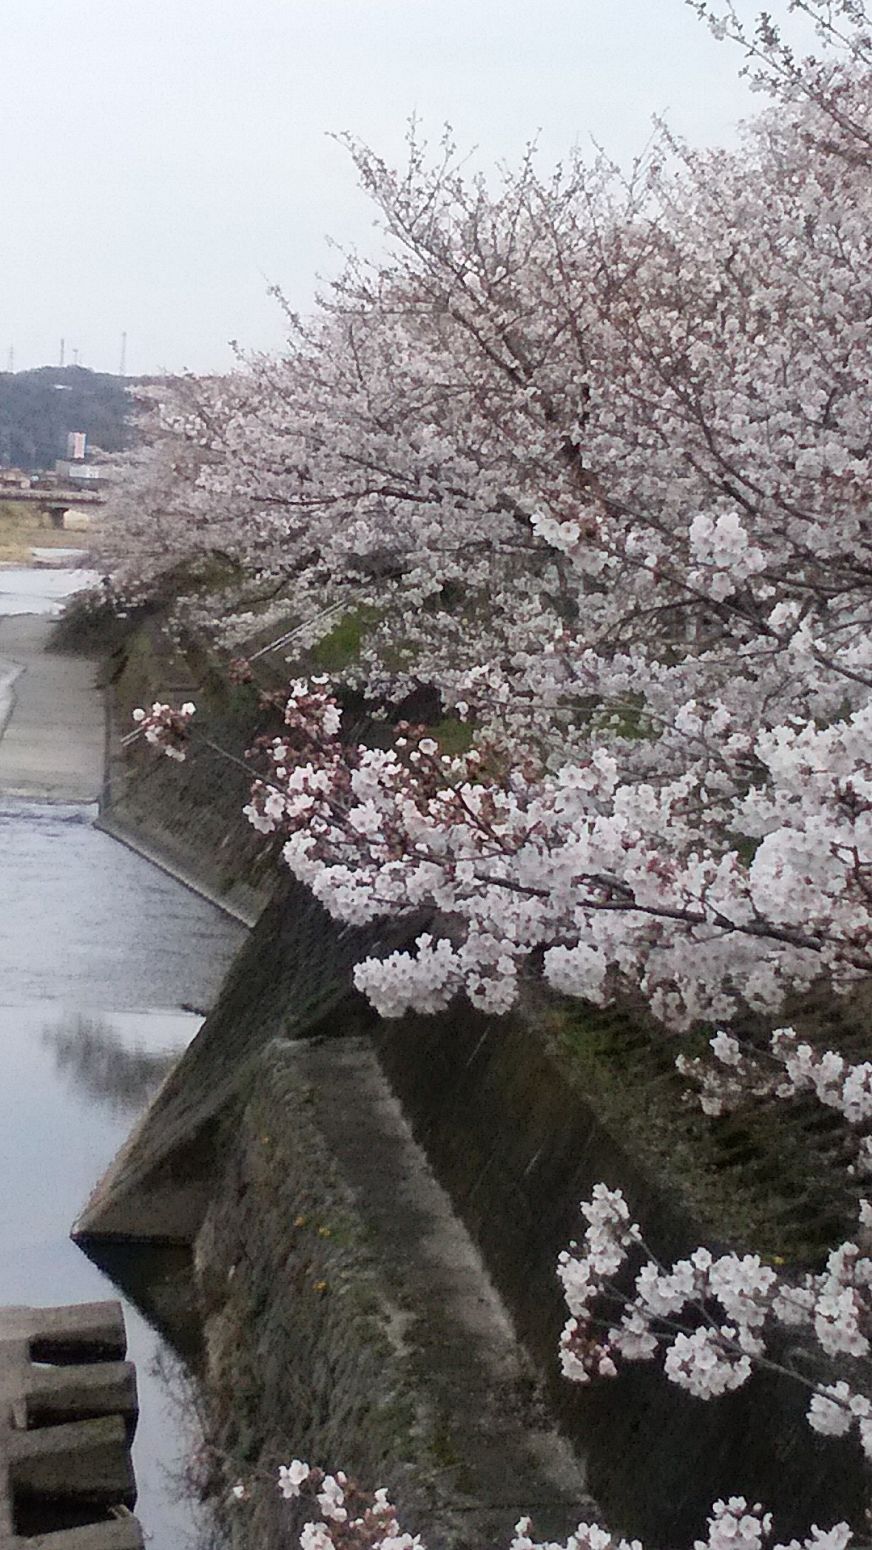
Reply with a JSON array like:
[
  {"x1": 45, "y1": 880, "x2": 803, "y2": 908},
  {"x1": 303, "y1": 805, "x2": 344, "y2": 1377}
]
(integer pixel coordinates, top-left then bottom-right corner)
[{"x1": 0, "y1": 561, "x2": 245, "y2": 1545}]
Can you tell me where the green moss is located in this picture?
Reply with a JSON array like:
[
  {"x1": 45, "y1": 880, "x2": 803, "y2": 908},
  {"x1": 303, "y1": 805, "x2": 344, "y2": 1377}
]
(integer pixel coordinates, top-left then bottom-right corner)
[
  {"x1": 428, "y1": 716, "x2": 474, "y2": 756},
  {"x1": 428, "y1": 1414, "x2": 464, "y2": 1474},
  {"x1": 552, "y1": 1000, "x2": 855, "y2": 1264},
  {"x1": 309, "y1": 607, "x2": 381, "y2": 672},
  {"x1": 589, "y1": 692, "x2": 656, "y2": 741}
]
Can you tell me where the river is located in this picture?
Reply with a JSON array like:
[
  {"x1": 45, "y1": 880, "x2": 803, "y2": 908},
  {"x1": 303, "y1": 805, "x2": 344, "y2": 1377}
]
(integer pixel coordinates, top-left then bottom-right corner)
[{"x1": 0, "y1": 561, "x2": 245, "y2": 1546}]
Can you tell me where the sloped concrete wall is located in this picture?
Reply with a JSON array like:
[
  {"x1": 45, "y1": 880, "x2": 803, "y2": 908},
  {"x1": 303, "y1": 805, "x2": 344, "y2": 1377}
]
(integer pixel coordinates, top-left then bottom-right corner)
[
  {"x1": 193, "y1": 1038, "x2": 591, "y2": 1550},
  {"x1": 98, "y1": 620, "x2": 276, "y2": 921},
  {"x1": 375, "y1": 1006, "x2": 867, "y2": 1544},
  {"x1": 74, "y1": 881, "x2": 409, "y2": 1242}
]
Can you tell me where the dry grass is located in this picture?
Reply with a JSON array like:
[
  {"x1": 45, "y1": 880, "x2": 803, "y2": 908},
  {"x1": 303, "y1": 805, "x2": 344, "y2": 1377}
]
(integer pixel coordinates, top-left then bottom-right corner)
[{"x1": 0, "y1": 499, "x2": 87, "y2": 564}]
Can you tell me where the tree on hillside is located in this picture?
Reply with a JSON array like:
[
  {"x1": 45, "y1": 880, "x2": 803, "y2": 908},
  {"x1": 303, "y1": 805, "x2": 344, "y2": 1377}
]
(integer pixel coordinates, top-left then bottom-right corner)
[{"x1": 0, "y1": 366, "x2": 137, "y2": 470}]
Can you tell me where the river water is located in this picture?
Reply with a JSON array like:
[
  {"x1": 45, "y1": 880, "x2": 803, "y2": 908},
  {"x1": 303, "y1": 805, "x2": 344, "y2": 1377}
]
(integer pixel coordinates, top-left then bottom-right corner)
[
  {"x1": 0, "y1": 561, "x2": 101, "y2": 617},
  {"x1": 0, "y1": 563, "x2": 245, "y2": 1546}
]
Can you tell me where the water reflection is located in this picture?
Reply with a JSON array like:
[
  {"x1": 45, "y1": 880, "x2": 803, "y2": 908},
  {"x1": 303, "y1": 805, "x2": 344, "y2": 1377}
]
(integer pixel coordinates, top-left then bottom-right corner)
[
  {"x1": 149, "y1": 1344, "x2": 229, "y2": 1550},
  {"x1": 43, "y1": 1010, "x2": 188, "y2": 1115},
  {"x1": 0, "y1": 800, "x2": 244, "y2": 1010}
]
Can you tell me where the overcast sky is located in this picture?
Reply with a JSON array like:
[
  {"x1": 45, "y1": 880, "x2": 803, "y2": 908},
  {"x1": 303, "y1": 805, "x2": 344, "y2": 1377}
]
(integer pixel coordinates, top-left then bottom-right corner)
[{"x1": 1, "y1": 0, "x2": 812, "y2": 378}]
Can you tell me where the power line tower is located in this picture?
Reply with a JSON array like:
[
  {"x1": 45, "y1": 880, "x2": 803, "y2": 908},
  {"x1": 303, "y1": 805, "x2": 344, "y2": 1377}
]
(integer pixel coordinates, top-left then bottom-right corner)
[{"x1": 6, "y1": 345, "x2": 13, "y2": 374}]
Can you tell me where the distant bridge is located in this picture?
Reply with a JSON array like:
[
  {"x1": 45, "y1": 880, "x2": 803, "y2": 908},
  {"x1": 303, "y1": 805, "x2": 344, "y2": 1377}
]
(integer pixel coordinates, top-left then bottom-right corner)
[{"x1": 0, "y1": 486, "x2": 105, "y2": 528}]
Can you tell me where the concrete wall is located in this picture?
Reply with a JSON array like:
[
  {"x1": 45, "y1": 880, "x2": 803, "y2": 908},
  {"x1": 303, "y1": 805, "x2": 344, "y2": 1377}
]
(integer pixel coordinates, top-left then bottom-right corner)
[
  {"x1": 376, "y1": 1005, "x2": 867, "y2": 1542},
  {"x1": 97, "y1": 619, "x2": 276, "y2": 921},
  {"x1": 192, "y1": 1038, "x2": 591, "y2": 1550}
]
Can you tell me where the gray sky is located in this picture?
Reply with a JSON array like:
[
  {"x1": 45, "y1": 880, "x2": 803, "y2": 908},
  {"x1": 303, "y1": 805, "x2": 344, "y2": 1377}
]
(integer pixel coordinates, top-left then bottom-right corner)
[{"x1": 1, "y1": 0, "x2": 811, "y2": 378}]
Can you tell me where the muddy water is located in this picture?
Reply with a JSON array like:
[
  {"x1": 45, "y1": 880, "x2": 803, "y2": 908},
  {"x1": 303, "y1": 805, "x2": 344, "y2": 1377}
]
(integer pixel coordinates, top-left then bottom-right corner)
[{"x1": 0, "y1": 566, "x2": 245, "y2": 1546}]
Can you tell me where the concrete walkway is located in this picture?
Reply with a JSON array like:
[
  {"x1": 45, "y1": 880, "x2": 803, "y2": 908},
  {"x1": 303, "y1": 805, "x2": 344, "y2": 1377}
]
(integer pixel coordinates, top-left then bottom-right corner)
[{"x1": 0, "y1": 617, "x2": 104, "y2": 802}]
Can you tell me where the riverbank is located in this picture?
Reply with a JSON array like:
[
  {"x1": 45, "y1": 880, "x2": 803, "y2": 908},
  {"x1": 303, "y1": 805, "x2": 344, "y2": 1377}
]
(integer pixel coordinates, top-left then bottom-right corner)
[
  {"x1": 0, "y1": 499, "x2": 84, "y2": 565},
  {"x1": 0, "y1": 613, "x2": 103, "y2": 801}
]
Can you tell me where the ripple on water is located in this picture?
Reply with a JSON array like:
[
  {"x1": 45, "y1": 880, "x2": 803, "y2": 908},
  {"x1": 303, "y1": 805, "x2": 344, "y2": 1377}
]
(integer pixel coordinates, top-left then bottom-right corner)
[{"x1": 0, "y1": 799, "x2": 244, "y2": 1009}]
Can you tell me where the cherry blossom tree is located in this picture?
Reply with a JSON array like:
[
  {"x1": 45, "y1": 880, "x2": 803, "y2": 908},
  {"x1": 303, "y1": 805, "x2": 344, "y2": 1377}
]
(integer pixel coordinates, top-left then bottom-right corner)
[
  {"x1": 118, "y1": 6, "x2": 872, "y2": 1550},
  {"x1": 121, "y1": 0, "x2": 871, "y2": 1042}
]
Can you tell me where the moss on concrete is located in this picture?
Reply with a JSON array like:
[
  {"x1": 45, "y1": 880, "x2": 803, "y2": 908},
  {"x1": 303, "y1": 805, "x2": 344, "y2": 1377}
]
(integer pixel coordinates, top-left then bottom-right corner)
[
  {"x1": 549, "y1": 999, "x2": 857, "y2": 1264},
  {"x1": 193, "y1": 1039, "x2": 591, "y2": 1550},
  {"x1": 308, "y1": 607, "x2": 381, "y2": 672}
]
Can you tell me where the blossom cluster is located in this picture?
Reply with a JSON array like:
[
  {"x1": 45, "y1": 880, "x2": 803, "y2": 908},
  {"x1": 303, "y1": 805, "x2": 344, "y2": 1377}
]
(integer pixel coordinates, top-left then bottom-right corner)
[
  {"x1": 129, "y1": 700, "x2": 196, "y2": 762},
  {"x1": 274, "y1": 1459, "x2": 423, "y2": 1550},
  {"x1": 208, "y1": 676, "x2": 871, "y2": 1040},
  {"x1": 557, "y1": 1187, "x2": 872, "y2": 1456},
  {"x1": 257, "y1": 1463, "x2": 851, "y2": 1550},
  {"x1": 677, "y1": 1027, "x2": 872, "y2": 1171}
]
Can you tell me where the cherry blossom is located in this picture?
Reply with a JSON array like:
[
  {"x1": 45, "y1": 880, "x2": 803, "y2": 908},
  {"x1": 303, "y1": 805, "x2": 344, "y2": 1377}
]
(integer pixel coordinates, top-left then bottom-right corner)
[
  {"x1": 556, "y1": 1187, "x2": 872, "y2": 1465},
  {"x1": 118, "y1": 11, "x2": 872, "y2": 1542},
  {"x1": 119, "y1": 15, "x2": 872, "y2": 1068},
  {"x1": 261, "y1": 1465, "x2": 851, "y2": 1550}
]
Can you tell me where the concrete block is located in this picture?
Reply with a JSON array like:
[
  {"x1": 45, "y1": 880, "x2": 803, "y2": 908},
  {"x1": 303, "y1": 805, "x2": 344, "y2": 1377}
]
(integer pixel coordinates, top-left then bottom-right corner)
[
  {"x1": 2, "y1": 1304, "x2": 127, "y2": 1366},
  {"x1": 23, "y1": 1363, "x2": 137, "y2": 1432},
  {"x1": 0, "y1": 1303, "x2": 143, "y2": 1550},
  {"x1": 14, "y1": 1519, "x2": 143, "y2": 1550},
  {"x1": 8, "y1": 1415, "x2": 135, "y2": 1505}
]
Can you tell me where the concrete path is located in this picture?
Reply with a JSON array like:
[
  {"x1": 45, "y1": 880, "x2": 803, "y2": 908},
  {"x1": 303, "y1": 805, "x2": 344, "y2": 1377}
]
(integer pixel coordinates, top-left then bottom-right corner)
[{"x1": 0, "y1": 617, "x2": 104, "y2": 802}]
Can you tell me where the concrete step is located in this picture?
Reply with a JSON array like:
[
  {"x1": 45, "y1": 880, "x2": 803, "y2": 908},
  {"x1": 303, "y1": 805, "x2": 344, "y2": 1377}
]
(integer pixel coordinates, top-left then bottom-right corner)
[
  {"x1": 0, "y1": 1304, "x2": 127, "y2": 1366},
  {"x1": 22, "y1": 1363, "x2": 137, "y2": 1432},
  {"x1": 0, "y1": 1303, "x2": 143, "y2": 1550},
  {"x1": 7, "y1": 1516, "x2": 143, "y2": 1550},
  {"x1": 8, "y1": 1416, "x2": 136, "y2": 1506}
]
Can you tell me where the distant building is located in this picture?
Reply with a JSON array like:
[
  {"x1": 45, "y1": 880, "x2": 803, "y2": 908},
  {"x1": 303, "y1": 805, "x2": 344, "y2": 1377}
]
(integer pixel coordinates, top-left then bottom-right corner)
[
  {"x1": 0, "y1": 467, "x2": 31, "y2": 490},
  {"x1": 55, "y1": 460, "x2": 103, "y2": 484},
  {"x1": 54, "y1": 434, "x2": 110, "y2": 488}
]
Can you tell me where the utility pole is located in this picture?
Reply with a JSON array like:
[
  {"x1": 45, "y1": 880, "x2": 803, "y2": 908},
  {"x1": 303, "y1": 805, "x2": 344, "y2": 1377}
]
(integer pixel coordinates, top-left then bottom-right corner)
[
  {"x1": 119, "y1": 331, "x2": 127, "y2": 376},
  {"x1": 60, "y1": 337, "x2": 65, "y2": 367}
]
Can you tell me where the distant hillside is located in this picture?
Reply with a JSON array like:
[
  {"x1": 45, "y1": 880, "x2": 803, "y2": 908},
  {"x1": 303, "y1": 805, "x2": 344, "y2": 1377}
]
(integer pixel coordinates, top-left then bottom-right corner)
[{"x1": 0, "y1": 365, "x2": 138, "y2": 470}]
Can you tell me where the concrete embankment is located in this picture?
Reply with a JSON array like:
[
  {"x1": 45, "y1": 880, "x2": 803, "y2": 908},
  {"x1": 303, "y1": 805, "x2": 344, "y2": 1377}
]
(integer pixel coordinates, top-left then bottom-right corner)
[
  {"x1": 0, "y1": 615, "x2": 103, "y2": 802},
  {"x1": 94, "y1": 616, "x2": 275, "y2": 923},
  {"x1": 77, "y1": 887, "x2": 868, "y2": 1547},
  {"x1": 194, "y1": 1037, "x2": 592, "y2": 1550},
  {"x1": 75, "y1": 613, "x2": 868, "y2": 1549},
  {"x1": 75, "y1": 887, "x2": 594, "y2": 1550}
]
